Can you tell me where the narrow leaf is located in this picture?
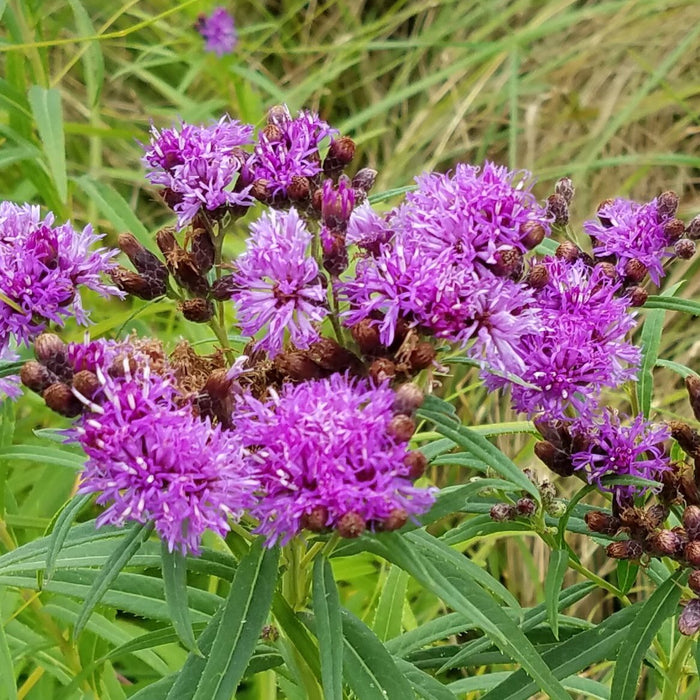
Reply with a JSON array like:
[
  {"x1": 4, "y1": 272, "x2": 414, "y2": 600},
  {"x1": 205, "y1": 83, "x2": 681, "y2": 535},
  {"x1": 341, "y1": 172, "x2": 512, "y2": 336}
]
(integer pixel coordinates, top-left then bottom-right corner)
[
  {"x1": 394, "y1": 657, "x2": 457, "y2": 700},
  {"x1": 374, "y1": 565, "x2": 409, "y2": 641},
  {"x1": 44, "y1": 492, "x2": 93, "y2": 583},
  {"x1": 544, "y1": 549, "x2": 569, "y2": 640},
  {"x1": 644, "y1": 296, "x2": 700, "y2": 315},
  {"x1": 0, "y1": 587, "x2": 17, "y2": 700},
  {"x1": 161, "y1": 542, "x2": 200, "y2": 655},
  {"x1": 312, "y1": 556, "x2": 343, "y2": 700}
]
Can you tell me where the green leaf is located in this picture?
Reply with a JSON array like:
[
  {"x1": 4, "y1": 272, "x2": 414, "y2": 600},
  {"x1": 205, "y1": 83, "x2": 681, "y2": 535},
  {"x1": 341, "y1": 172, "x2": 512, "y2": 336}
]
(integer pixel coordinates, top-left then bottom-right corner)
[
  {"x1": 637, "y1": 306, "x2": 665, "y2": 418},
  {"x1": 545, "y1": 550, "x2": 569, "y2": 640},
  {"x1": 73, "y1": 522, "x2": 154, "y2": 639},
  {"x1": 616, "y1": 560, "x2": 639, "y2": 595},
  {"x1": 656, "y1": 358, "x2": 699, "y2": 379},
  {"x1": 27, "y1": 86, "x2": 67, "y2": 203},
  {"x1": 610, "y1": 570, "x2": 686, "y2": 700},
  {"x1": 374, "y1": 565, "x2": 409, "y2": 641},
  {"x1": 44, "y1": 492, "x2": 93, "y2": 583},
  {"x1": 161, "y1": 543, "x2": 200, "y2": 655},
  {"x1": 644, "y1": 295, "x2": 700, "y2": 315},
  {"x1": 394, "y1": 657, "x2": 457, "y2": 700},
  {"x1": 67, "y1": 0, "x2": 104, "y2": 107},
  {"x1": 0, "y1": 588, "x2": 17, "y2": 700},
  {"x1": 0, "y1": 445, "x2": 84, "y2": 471},
  {"x1": 273, "y1": 592, "x2": 322, "y2": 679},
  {"x1": 189, "y1": 539, "x2": 279, "y2": 700},
  {"x1": 341, "y1": 608, "x2": 414, "y2": 699},
  {"x1": 312, "y1": 556, "x2": 343, "y2": 700}
]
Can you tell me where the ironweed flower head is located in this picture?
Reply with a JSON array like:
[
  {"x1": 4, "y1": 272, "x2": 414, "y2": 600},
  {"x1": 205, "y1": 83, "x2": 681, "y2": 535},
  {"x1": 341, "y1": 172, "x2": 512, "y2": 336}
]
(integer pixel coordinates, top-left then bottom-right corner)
[
  {"x1": 345, "y1": 202, "x2": 392, "y2": 254},
  {"x1": 232, "y1": 208, "x2": 329, "y2": 357},
  {"x1": 236, "y1": 374, "x2": 436, "y2": 546},
  {"x1": 0, "y1": 202, "x2": 121, "y2": 345},
  {"x1": 571, "y1": 410, "x2": 671, "y2": 501},
  {"x1": 584, "y1": 197, "x2": 672, "y2": 285},
  {"x1": 197, "y1": 7, "x2": 237, "y2": 56},
  {"x1": 142, "y1": 116, "x2": 254, "y2": 227},
  {"x1": 72, "y1": 364, "x2": 256, "y2": 554}
]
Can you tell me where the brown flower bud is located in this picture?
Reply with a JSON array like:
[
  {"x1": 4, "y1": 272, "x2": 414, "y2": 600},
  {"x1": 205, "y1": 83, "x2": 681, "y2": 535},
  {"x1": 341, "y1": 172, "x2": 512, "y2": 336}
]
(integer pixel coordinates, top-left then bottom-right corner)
[
  {"x1": 596, "y1": 199, "x2": 615, "y2": 227},
  {"x1": 337, "y1": 511, "x2": 366, "y2": 538},
  {"x1": 689, "y1": 570, "x2": 700, "y2": 595},
  {"x1": 520, "y1": 221, "x2": 546, "y2": 250},
  {"x1": 656, "y1": 191, "x2": 679, "y2": 222},
  {"x1": 687, "y1": 541, "x2": 700, "y2": 566},
  {"x1": 585, "y1": 510, "x2": 621, "y2": 536},
  {"x1": 525, "y1": 263, "x2": 550, "y2": 289},
  {"x1": 404, "y1": 450, "x2": 427, "y2": 479},
  {"x1": 118, "y1": 233, "x2": 168, "y2": 285},
  {"x1": 155, "y1": 227, "x2": 178, "y2": 256},
  {"x1": 645, "y1": 529, "x2": 681, "y2": 557},
  {"x1": 646, "y1": 504, "x2": 669, "y2": 529},
  {"x1": 490, "y1": 503, "x2": 517, "y2": 521},
  {"x1": 322, "y1": 229, "x2": 348, "y2": 276},
  {"x1": 516, "y1": 498, "x2": 537, "y2": 516},
  {"x1": 251, "y1": 179, "x2": 274, "y2": 205},
  {"x1": 663, "y1": 218, "x2": 685, "y2": 243},
  {"x1": 180, "y1": 298, "x2": 215, "y2": 323},
  {"x1": 686, "y1": 215, "x2": 700, "y2": 240},
  {"x1": 596, "y1": 261, "x2": 618, "y2": 281},
  {"x1": 606, "y1": 539, "x2": 643, "y2": 560},
  {"x1": 211, "y1": 274, "x2": 240, "y2": 301},
  {"x1": 43, "y1": 382, "x2": 82, "y2": 417},
  {"x1": 351, "y1": 319, "x2": 383, "y2": 355},
  {"x1": 669, "y1": 421, "x2": 700, "y2": 458},
  {"x1": 107, "y1": 354, "x2": 138, "y2": 379},
  {"x1": 679, "y1": 599, "x2": 700, "y2": 636},
  {"x1": 392, "y1": 383, "x2": 424, "y2": 415},
  {"x1": 190, "y1": 228, "x2": 216, "y2": 275},
  {"x1": 301, "y1": 506, "x2": 330, "y2": 533},
  {"x1": 686, "y1": 376, "x2": 700, "y2": 422},
  {"x1": 20, "y1": 361, "x2": 54, "y2": 394},
  {"x1": 539, "y1": 480, "x2": 557, "y2": 503},
  {"x1": 323, "y1": 136, "x2": 355, "y2": 178},
  {"x1": 623, "y1": 258, "x2": 648, "y2": 284},
  {"x1": 380, "y1": 508, "x2": 408, "y2": 532},
  {"x1": 352, "y1": 168, "x2": 378, "y2": 199},
  {"x1": 72, "y1": 370, "x2": 100, "y2": 401},
  {"x1": 547, "y1": 193, "x2": 569, "y2": 226},
  {"x1": 555, "y1": 240, "x2": 580, "y2": 263},
  {"x1": 368, "y1": 357, "x2": 396, "y2": 383},
  {"x1": 274, "y1": 351, "x2": 325, "y2": 381},
  {"x1": 675, "y1": 238, "x2": 696, "y2": 260},
  {"x1": 110, "y1": 267, "x2": 166, "y2": 300},
  {"x1": 491, "y1": 247, "x2": 523, "y2": 278},
  {"x1": 287, "y1": 176, "x2": 311, "y2": 203},
  {"x1": 534, "y1": 440, "x2": 575, "y2": 477},
  {"x1": 34, "y1": 333, "x2": 66, "y2": 365},
  {"x1": 555, "y1": 177, "x2": 575, "y2": 205},
  {"x1": 409, "y1": 342, "x2": 436, "y2": 371},
  {"x1": 387, "y1": 414, "x2": 416, "y2": 442},
  {"x1": 627, "y1": 286, "x2": 648, "y2": 307},
  {"x1": 306, "y1": 337, "x2": 360, "y2": 373},
  {"x1": 684, "y1": 506, "x2": 700, "y2": 540}
]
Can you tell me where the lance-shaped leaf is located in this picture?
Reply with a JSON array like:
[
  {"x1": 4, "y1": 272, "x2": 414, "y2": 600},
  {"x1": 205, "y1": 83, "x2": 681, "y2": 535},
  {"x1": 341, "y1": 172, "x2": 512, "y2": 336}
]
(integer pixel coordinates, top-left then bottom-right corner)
[{"x1": 312, "y1": 556, "x2": 343, "y2": 700}]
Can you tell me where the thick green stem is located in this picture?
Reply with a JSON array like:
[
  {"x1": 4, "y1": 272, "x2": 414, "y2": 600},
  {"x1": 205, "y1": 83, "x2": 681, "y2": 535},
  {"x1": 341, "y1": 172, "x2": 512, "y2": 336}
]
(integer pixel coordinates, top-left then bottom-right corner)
[{"x1": 661, "y1": 634, "x2": 693, "y2": 700}]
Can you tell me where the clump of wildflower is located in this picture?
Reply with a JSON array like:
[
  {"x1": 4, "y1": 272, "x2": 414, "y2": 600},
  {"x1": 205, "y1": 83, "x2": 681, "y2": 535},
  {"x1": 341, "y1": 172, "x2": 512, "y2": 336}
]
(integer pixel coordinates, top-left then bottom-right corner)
[
  {"x1": 71, "y1": 364, "x2": 256, "y2": 554},
  {"x1": 142, "y1": 117, "x2": 254, "y2": 227},
  {"x1": 584, "y1": 197, "x2": 673, "y2": 286},
  {"x1": 196, "y1": 7, "x2": 237, "y2": 56},
  {"x1": 0, "y1": 202, "x2": 121, "y2": 345},
  {"x1": 231, "y1": 208, "x2": 329, "y2": 357},
  {"x1": 571, "y1": 410, "x2": 671, "y2": 502},
  {"x1": 236, "y1": 374, "x2": 436, "y2": 546}
]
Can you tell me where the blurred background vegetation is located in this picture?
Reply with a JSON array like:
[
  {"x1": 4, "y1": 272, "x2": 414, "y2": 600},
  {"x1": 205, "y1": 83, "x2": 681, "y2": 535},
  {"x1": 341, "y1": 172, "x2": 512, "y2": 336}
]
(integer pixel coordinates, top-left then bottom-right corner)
[{"x1": 2, "y1": 0, "x2": 700, "y2": 697}]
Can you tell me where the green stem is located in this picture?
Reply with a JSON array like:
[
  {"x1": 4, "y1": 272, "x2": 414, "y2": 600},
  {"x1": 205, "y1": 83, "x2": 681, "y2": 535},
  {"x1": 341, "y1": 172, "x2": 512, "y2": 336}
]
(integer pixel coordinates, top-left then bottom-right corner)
[{"x1": 662, "y1": 634, "x2": 693, "y2": 700}]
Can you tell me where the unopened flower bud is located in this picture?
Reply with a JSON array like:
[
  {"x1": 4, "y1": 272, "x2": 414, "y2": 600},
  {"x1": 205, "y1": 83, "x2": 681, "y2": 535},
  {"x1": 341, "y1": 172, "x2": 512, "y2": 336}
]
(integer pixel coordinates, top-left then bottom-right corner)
[
  {"x1": 555, "y1": 177, "x2": 575, "y2": 205},
  {"x1": 516, "y1": 498, "x2": 537, "y2": 516},
  {"x1": 596, "y1": 199, "x2": 615, "y2": 227},
  {"x1": 547, "y1": 193, "x2": 569, "y2": 226},
  {"x1": 686, "y1": 376, "x2": 700, "y2": 422},
  {"x1": 211, "y1": 274, "x2": 241, "y2": 301},
  {"x1": 686, "y1": 215, "x2": 700, "y2": 240},
  {"x1": 251, "y1": 179, "x2": 274, "y2": 205},
  {"x1": 305, "y1": 338, "x2": 357, "y2": 373},
  {"x1": 545, "y1": 500, "x2": 567, "y2": 517},
  {"x1": 596, "y1": 261, "x2": 618, "y2": 281},
  {"x1": 679, "y1": 599, "x2": 700, "y2": 636},
  {"x1": 627, "y1": 286, "x2": 648, "y2": 307},
  {"x1": 404, "y1": 450, "x2": 427, "y2": 479},
  {"x1": 155, "y1": 227, "x2": 178, "y2": 256},
  {"x1": 646, "y1": 530, "x2": 681, "y2": 557},
  {"x1": 490, "y1": 503, "x2": 517, "y2": 521},
  {"x1": 323, "y1": 136, "x2": 356, "y2": 178},
  {"x1": 409, "y1": 342, "x2": 436, "y2": 371},
  {"x1": 34, "y1": 333, "x2": 66, "y2": 365},
  {"x1": 20, "y1": 361, "x2": 54, "y2": 394},
  {"x1": 43, "y1": 382, "x2": 82, "y2": 417},
  {"x1": 381, "y1": 508, "x2": 408, "y2": 532},
  {"x1": 585, "y1": 510, "x2": 622, "y2": 535},
  {"x1": 110, "y1": 267, "x2": 166, "y2": 300},
  {"x1": 646, "y1": 504, "x2": 669, "y2": 529},
  {"x1": 555, "y1": 240, "x2": 580, "y2": 263},
  {"x1": 301, "y1": 506, "x2": 330, "y2": 533},
  {"x1": 492, "y1": 247, "x2": 523, "y2": 278},
  {"x1": 668, "y1": 420, "x2": 700, "y2": 458},
  {"x1": 387, "y1": 414, "x2": 416, "y2": 442},
  {"x1": 539, "y1": 480, "x2": 557, "y2": 503},
  {"x1": 520, "y1": 221, "x2": 546, "y2": 250},
  {"x1": 72, "y1": 370, "x2": 100, "y2": 400},
  {"x1": 321, "y1": 228, "x2": 348, "y2": 276},
  {"x1": 689, "y1": 570, "x2": 700, "y2": 595},
  {"x1": 322, "y1": 179, "x2": 355, "y2": 232},
  {"x1": 675, "y1": 238, "x2": 696, "y2": 260},
  {"x1": 534, "y1": 440, "x2": 575, "y2": 477},
  {"x1": 525, "y1": 263, "x2": 550, "y2": 289},
  {"x1": 623, "y1": 258, "x2": 648, "y2": 284},
  {"x1": 684, "y1": 506, "x2": 700, "y2": 540},
  {"x1": 368, "y1": 357, "x2": 396, "y2": 383},
  {"x1": 287, "y1": 176, "x2": 311, "y2": 203},
  {"x1": 190, "y1": 228, "x2": 216, "y2": 274},
  {"x1": 260, "y1": 624, "x2": 279, "y2": 643},
  {"x1": 352, "y1": 168, "x2": 378, "y2": 201},
  {"x1": 606, "y1": 539, "x2": 643, "y2": 560},
  {"x1": 686, "y1": 540, "x2": 700, "y2": 566},
  {"x1": 392, "y1": 383, "x2": 424, "y2": 415},
  {"x1": 274, "y1": 352, "x2": 325, "y2": 381},
  {"x1": 663, "y1": 218, "x2": 685, "y2": 243},
  {"x1": 118, "y1": 233, "x2": 168, "y2": 286},
  {"x1": 337, "y1": 511, "x2": 366, "y2": 538},
  {"x1": 180, "y1": 298, "x2": 215, "y2": 323},
  {"x1": 351, "y1": 319, "x2": 383, "y2": 355},
  {"x1": 656, "y1": 191, "x2": 679, "y2": 222}
]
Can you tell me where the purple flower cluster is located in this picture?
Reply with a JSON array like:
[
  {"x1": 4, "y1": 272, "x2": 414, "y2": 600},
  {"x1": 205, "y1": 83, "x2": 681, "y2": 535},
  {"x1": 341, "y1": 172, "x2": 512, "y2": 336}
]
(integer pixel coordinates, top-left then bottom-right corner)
[
  {"x1": 251, "y1": 106, "x2": 337, "y2": 199},
  {"x1": 196, "y1": 7, "x2": 237, "y2": 56},
  {"x1": 236, "y1": 374, "x2": 435, "y2": 546},
  {"x1": 142, "y1": 116, "x2": 254, "y2": 227},
  {"x1": 0, "y1": 202, "x2": 120, "y2": 346},
  {"x1": 73, "y1": 364, "x2": 256, "y2": 554},
  {"x1": 571, "y1": 410, "x2": 671, "y2": 501},
  {"x1": 231, "y1": 208, "x2": 329, "y2": 357}
]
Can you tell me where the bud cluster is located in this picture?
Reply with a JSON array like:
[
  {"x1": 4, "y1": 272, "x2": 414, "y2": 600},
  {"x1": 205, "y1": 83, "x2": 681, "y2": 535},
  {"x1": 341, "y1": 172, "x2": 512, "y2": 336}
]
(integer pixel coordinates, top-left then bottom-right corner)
[{"x1": 489, "y1": 470, "x2": 563, "y2": 523}]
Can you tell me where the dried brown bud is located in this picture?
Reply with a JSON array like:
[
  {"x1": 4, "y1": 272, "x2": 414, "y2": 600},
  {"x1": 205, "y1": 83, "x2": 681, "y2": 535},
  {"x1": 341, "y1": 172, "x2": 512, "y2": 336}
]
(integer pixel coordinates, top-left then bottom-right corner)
[
  {"x1": 684, "y1": 506, "x2": 700, "y2": 540},
  {"x1": 520, "y1": 221, "x2": 546, "y2": 250},
  {"x1": 596, "y1": 261, "x2": 618, "y2": 281},
  {"x1": 627, "y1": 286, "x2": 648, "y2": 307},
  {"x1": 72, "y1": 370, "x2": 100, "y2": 400},
  {"x1": 646, "y1": 504, "x2": 669, "y2": 529},
  {"x1": 686, "y1": 376, "x2": 700, "y2": 422},
  {"x1": 274, "y1": 351, "x2": 325, "y2": 381},
  {"x1": 596, "y1": 199, "x2": 615, "y2": 227},
  {"x1": 525, "y1": 263, "x2": 550, "y2": 289},
  {"x1": 180, "y1": 298, "x2": 215, "y2": 323},
  {"x1": 392, "y1": 383, "x2": 424, "y2": 415},
  {"x1": 686, "y1": 541, "x2": 700, "y2": 567},
  {"x1": 287, "y1": 176, "x2": 311, "y2": 203},
  {"x1": 689, "y1": 570, "x2": 700, "y2": 595},
  {"x1": 190, "y1": 228, "x2": 216, "y2": 274},
  {"x1": 606, "y1": 539, "x2": 643, "y2": 560},
  {"x1": 534, "y1": 440, "x2": 575, "y2": 477},
  {"x1": 555, "y1": 240, "x2": 580, "y2": 263},
  {"x1": 323, "y1": 136, "x2": 356, "y2": 178},
  {"x1": 686, "y1": 215, "x2": 700, "y2": 240},
  {"x1": 306, "y1": 337, "x2": 360, "y2": 373},
  {"x1": 108, "y1": 354, "x2": 138, "y2": 379},
  {"x1": 155, "y1": 227, "x2": 178, "y2": 256},
  {"x1": 555, "y1": 177, "x2": 575, "y2": 205},
  {"x1": 43, "y1": 382, "x2": 82, "y2": 417},
  {"x1": 547, "y1": 193, "x2": 569, "y2": 226},
  {"x1": 352, "y1": 168, "x2": 378, "y2": 198},
  {"x1": 337, "y1": 511, "x2": 366, "y2": 538},
  {"x1": 490, "y1": 503, "x2": 517, "y2": 521},
  {"x1": 663, "y1": 218, "x2": 685, "y2": 243},
  {"x1": 381, "y1": 508, "x2": 408, "y2": 532},
  {"x1": 623, "y1": 258, "x2": 648, "y2": 284},
  {"x1": 645, "y1": 529, "x2": 681, "y2": 557},
  {"x1": 34, "y1": 333, "x2": 66, "y2": 365},
  {"x1": 409, "y1": 342, "x2": 436, "y2": 371},
  {"x1": 251, "y1": 179, "x2": 274, "y2": 205},
  {"x1": 387, "y1": 414, "x2": 416, "y2": 442},
  {"x1": 351, "y1": 319, "x2": 383, "y2": 355},
  {"x1": 110, "y1": 267, "x2": 166, "y2": 301},
  {"x1": 322, "y1": 230, "x2": 348, "y2": 276},
  {"x1": 674, "y1": 238, "x2": 696, "y2": 260},
  {"x1": 20, "y1": 361, "x2": 54, "y2": 394},
  {"x1": 118, "y1": 233, "x2": 168, "y2": 286},
  {"x1": 211, "y1": 274, "x2": 241, "y2": 301},
  {"x1": 368, "y1": 357, "x2": 396, "y2": 383},
  {"x1": 656, "y1": 191, "x2": 679, "y2": 222},
  {"x1": 491, "y1": 247, "x2": 523, "y2": 278},
  {"x1": 404, "y1": 450, "x2": 427, "y2": 479},
  {"x1": 679, "y1": 599, "x2": 700, "y2": 636},
  {"x1": 262, "y1": 123, "x2": 284, "y2": 141},
  {"x1": 585, "y1": 510, "x2": 621, "y2": 536},
  {"x1": 301, "y1": 506, "x2": 330, "y2": 533},
  {"x1": 516, "y1": 498, "x2": 537, "y2": 516},
  {"x1": 669, "y1": 421, "x2": 700, "y2": 458}
]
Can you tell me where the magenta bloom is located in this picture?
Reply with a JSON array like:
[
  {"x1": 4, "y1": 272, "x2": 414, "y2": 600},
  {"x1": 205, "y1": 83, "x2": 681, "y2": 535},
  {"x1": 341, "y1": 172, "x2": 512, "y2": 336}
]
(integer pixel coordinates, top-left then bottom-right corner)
[
  {"x1": 346, "y1": 202, "x2": 392, "y2": 254},
  {"x1": 571, "y1": 410, "x2": 671, "y2": 501},
  {"x1": 231, "y1": 208, "x2": 329, "y2": 357},
  {"x1": 142, "y1": 116, "x2": 254, "y2": 227},
  {"x1": 236, "y1": 374, "x2": 436, "y2": 546},
  {"x1": 197, "y1": 7, "x2": 237, "y2": 56},
  {"x1": 72, "y1": 366, "x2": 256, "y2": 554},
  {"x1": 251, "y1": 106, "x2": 337, "y2": 199},
  {"x1": 0, "y1": 344, "x2": 22, "y2": 401},
  {"x1": 0, "y1": 202, "x2": 121, "y2": 346},
  {"x1": 584, "y1": 197, "x2": 672, "y2": 285}
]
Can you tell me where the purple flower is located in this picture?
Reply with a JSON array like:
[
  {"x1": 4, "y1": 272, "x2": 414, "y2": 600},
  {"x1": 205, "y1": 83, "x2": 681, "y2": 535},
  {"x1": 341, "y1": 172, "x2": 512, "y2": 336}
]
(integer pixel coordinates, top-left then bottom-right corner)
[
  {"x1": 0, "y1": 344, "x2": 22, "y2": 401},
  {"x1": 72, "y1": 365, "x2": 256, "y2": 554},
  {"x1": 236, "y1": 374, "x2": 436, "y2": 546},
  {"x1": 197, "y1": 7, "x2": 237, "y2": 56},
  {"x1": 584, "y1": 197, "x2": 672, "y2": 286},
  {"x1": 346, "y1": 202, "x2": 392, "y2": 254},
  {"x1": 251, "y1": 106, "x2": 337, "y2": 199},
  {"x1": 142, "y1": 116, "x2": 254, "y2": 228},
  {"x1": 571, "y1": 410, "x2": 671, "y2": 501},
  {"x1": 0, "y1": 202, "x2": 121, "y2": 345},
  {"x1": 231, "y1": 208, "x2": 329, "y2": 357}
]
